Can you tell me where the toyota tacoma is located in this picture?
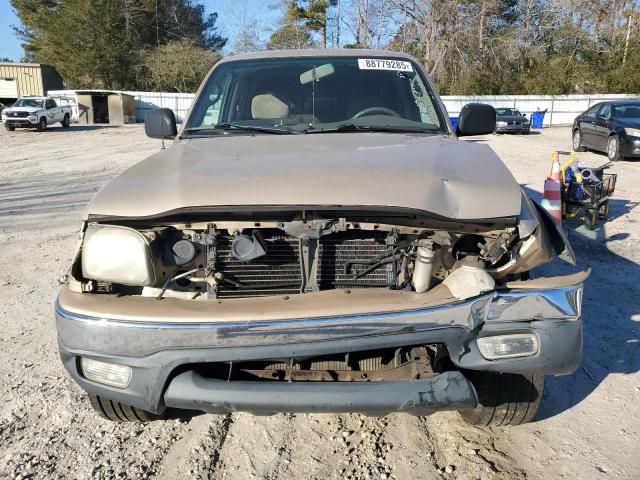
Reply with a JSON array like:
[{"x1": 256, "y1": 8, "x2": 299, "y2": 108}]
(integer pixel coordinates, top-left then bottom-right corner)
[{"x1": 55, "y1": 50, "x2": 585, "y2": 426}]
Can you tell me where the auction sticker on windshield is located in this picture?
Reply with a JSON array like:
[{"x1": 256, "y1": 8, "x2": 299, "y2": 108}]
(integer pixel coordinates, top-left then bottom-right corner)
[{"x1": 358, "y1": 59, "x2": 413, "y2": 72}]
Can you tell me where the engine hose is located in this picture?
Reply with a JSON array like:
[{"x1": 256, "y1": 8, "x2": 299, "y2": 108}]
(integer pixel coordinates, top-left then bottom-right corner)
[
  {"x1": 217, "y1": 273, "x2": 299, "y2": 290},
  {"x1": 351, "y1": 253, "x2": 404, "y2": 280}
]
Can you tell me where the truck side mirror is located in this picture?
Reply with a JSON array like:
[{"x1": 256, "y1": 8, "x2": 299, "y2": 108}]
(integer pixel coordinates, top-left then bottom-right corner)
[
  {"x1": 145, "y1": 108, "x2": 177, "y2": 140},
  {"x1": 456, "y1": 103, "x2": 496, "y2": 136}
]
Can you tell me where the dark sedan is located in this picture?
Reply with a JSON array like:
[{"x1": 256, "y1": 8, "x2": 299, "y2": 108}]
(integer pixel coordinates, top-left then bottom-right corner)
[
  {"x1": 573, "y1": 100, "x2": 640, "y2": 161},
  {"x1": 494, "y1": 107, "x2": 530, "y2": 133}
]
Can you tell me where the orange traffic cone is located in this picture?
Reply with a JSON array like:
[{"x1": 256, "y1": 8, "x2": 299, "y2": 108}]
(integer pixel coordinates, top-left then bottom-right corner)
[{"x1": 541, "y1": 152, "x2": 563, "y2": 225}]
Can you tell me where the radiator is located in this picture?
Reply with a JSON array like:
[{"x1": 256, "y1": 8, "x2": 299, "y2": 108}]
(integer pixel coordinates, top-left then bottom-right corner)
[{"x1": 215, "y1": 232, "x2": 391, "y2": 298}]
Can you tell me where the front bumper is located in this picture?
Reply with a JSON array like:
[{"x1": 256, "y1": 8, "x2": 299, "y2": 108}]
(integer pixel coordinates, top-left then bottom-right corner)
[
  {"x1": 56, "y1": 281, "x2": 584, "y2": 415},
  {"x1": 621, "y1": 137, "x2": 640, "y2": 158},
  {"x1": 3, "y1": 118, "x2": 38, "y2": 127},
  {"x1": 495, "y1": 124, "x2": 531, "y2": 133}
]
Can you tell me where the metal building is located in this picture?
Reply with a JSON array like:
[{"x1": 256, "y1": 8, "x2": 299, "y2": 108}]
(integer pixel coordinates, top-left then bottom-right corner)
[{"x1": 0, "y1": 63, "x2": 64, "y2": 102}]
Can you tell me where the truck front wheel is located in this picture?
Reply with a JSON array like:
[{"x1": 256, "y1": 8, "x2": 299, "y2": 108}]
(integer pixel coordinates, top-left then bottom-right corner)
[
  {"x1": 4, "y1": 124, "x2": 14, "y2": 131},
  {"x1": 460, "y1": 371, "x2": 544, "y2": 426},
  {"x1": 61, "y1": 114, "x2": 70, "y2": 128},
  {"x1": 88, "y1": 394, "x2": 168, "y2": 422},
  {"x1": 36, "y1": 117, "x2": 47, "y2": 132}
]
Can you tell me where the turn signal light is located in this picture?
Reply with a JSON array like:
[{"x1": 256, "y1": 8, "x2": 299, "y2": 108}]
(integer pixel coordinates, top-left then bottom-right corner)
[
  {"x1": 80, "y1": 357, "x2": 132, "y2": 388},
  {"x1": 477, "y1": 334, "x2": 539, "y2": 360}
]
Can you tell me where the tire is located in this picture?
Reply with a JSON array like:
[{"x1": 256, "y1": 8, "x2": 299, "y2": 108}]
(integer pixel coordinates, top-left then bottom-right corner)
[
  {"x1": 459, "y1": 371, "x2": 544, "y2": 426},
  {"x1": 4, "y1": 124, "x2": 14, "y2": 131},
  {"x1": 572, "y1": 128, "x2": 585, "y2": 152},
  {"x1": 36, "y1": 117, "x2": 47, "y2": 132},
  {"x1": 607, "y1": 135, "x2": 621, "y2": 161},
  {"x1": 61, "y1": 114, "x2": 70, "y2": 128},
  {"x1": 88, "y1": 394, "x2": 167, "y2": 422}
]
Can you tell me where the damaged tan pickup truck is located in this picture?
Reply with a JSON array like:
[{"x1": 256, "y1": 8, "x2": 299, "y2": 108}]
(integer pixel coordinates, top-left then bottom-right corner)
[{"x1": 55, "y1": 50, "x2": 585, "y2": 426}]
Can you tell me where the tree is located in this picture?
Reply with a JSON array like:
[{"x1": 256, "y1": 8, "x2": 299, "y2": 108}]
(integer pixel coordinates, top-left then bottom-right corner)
[
  {"x1": 267, "y1": 22, "x2": 316, "y2": 49},
  {"x1": 11, "y1": 0, "x2": 227, "y2": 89},
  {"x1": 287, "y1": 0, "x2": 330, "y2": 48},
  {"x1": 138, "y1": 40, "x2": 220, "y2": 92}
]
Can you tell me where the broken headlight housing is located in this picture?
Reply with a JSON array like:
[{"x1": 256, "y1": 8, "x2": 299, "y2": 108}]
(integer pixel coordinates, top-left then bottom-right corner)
[{"x1": 81, "y1": 224, "x2": 156, "y2": 286}]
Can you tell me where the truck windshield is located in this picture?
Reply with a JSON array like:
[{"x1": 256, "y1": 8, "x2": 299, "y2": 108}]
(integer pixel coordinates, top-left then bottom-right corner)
[
  {"x1": 186, "y1": 57, "x2": 446, "y2": 135},
  {"x1": 13, "y1": 99, "x2": 44, "y2": 108}
]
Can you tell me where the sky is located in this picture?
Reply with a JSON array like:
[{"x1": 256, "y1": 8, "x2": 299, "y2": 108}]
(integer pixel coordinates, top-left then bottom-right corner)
[
  {"x1": 0, "y1": 0, "x2": 24, "y2": 61},
  {"x1": 0, "y1": 0, "x2": 282, "y2": 62}
]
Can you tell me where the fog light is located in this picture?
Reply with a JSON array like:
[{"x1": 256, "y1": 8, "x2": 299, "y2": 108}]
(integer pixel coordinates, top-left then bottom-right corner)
[
  {"x1": 477, "y1": 334, "x2": 539, "y2": 360},
  {"x1": 80, "y1": 358, "x2": 132, "y2": 388}
]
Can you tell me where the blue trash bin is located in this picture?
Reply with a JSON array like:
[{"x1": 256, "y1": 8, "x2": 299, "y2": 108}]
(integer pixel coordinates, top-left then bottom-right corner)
[
  {"x1": 450, "y1": 117, "x2": 459, "y2": 131},
  {"x1": 531, "y1": 111, "x2": 545, "y2": 128}
]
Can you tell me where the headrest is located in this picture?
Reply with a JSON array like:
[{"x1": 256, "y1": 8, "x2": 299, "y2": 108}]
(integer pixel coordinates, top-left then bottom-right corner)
[{"x1": 251, "y1": 94, "x2": 289, "y2": 119}]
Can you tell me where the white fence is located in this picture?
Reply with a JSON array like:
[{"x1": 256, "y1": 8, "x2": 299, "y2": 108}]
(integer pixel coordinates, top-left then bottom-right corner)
[
  {"x1": 48, "y1": 89, "x2": 639, "y2": 127},
  {"x1": 135, "y1": 92, "x2": 638, "y2": 127},
  {"x1": 441, "y1": 94, "x2": 639, "y2": 126},
  {"x1": 122, "y1": 91, "x2": 195, "y2": 122}
]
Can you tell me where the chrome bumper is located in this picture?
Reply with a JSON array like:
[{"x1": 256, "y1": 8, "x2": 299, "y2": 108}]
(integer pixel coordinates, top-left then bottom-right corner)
[{"x1": 56, "y1": 284, "x2": 582, "y2": 357}]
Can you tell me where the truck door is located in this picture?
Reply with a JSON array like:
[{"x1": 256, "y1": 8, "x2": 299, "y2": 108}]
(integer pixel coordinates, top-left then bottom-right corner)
[
  {"x1": 579, "y1": 103, "x2": 602, "y2": 147},
  {"x1": 45, "y1": 98, "x2": 58, "y2": 124}
]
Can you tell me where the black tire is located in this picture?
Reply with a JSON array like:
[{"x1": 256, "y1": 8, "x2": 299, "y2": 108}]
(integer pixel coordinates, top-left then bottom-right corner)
[
  {"x1": 607, "y1": 135, "x2": 621, "y2": 161},
  {"x1": 460, "y1": 371, "x2": 544, "y2": 426},
  {"x1": 61, "y1": 114, "x2": 70, "y2": 128},
  {"x1": 4, "y1": 124, "x2": 14, "y2": 131},
  {"x1": 88, "y1": 394, "x2": 166, "y2": 422},
  {"x1": 572, "y1": 128, "x2": 585, "y2": 152},
  {"x1": 36, "y1": 117, "x2": 47, "y2": 132}
]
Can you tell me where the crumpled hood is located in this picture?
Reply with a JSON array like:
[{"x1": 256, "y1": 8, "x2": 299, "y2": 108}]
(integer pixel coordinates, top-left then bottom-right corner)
[{"x1": 86, "y1": 133, "x2": 522, "y2": 220}]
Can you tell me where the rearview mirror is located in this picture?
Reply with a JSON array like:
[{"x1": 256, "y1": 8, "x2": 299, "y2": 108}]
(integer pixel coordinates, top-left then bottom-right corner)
[
  {"x1": 145, "y1": 108, "x2": 177, "y2": 139},
  {"x1": 456, "y1": 103, "x2": 496, "y2": 136}
]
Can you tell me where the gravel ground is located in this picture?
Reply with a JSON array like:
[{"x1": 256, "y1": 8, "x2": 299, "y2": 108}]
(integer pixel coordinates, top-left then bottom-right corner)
[{"x1": 0, "y1": 124, "x2": 638, "y2": 480}]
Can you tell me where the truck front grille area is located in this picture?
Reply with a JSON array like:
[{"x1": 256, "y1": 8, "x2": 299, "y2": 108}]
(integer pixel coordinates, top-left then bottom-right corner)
[
  {"x1": 215, "y1": 236, "x2": 303, "y2": 298},
  {"x1": 190, "y1": 345, "x2": 441, "y2": 382},
  {"x1": 214, "y1": 231, "x2": 392, "y2": 298}
]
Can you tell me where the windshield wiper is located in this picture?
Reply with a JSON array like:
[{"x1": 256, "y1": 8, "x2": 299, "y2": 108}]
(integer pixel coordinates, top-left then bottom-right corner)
[
  {"x1": 305, "y1": 123, "x2": 437, "y2": 134},
  {"x1": 182, "y1": 123, "x2": 297, "y2": 137}
]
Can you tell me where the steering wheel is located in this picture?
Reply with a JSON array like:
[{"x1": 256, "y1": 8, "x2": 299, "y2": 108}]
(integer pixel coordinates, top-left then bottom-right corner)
[{"x1": 352, "y1": 106, "x2": 401, "y2": 119}]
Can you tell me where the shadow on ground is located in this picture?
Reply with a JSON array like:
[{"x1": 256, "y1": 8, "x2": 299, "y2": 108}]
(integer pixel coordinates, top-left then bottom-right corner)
[{"x1": 4, "y1": 125, "x2": 121, "y2": 133}]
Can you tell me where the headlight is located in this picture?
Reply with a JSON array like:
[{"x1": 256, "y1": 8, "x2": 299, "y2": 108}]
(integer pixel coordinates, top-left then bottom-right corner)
[
  {"x1": 624, "y1": 127, "x2": 640, "y2": 137},
  {"x1": 496, "y1": 121, "x2": 507, "y2": 127},
  {"x1": 81, "y1": 224, "x2": 156, "y2": 285},
  {"x1": 522, "y1": 120, "x2": 530, "y2": 125}
]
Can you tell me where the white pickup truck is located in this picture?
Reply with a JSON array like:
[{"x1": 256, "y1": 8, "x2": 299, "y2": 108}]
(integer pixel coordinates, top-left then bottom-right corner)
[{"x1": 2, "y1": 96, "x2": 72, "y2": 132}]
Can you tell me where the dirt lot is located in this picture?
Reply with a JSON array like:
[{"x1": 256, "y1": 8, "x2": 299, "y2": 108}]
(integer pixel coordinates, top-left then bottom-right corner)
[{"x1": 0, "y1": 124, "x2": 638, "y2": 480}]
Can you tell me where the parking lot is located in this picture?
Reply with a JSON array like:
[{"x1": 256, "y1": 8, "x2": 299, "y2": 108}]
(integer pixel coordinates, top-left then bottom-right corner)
[{"x1": 0, "y1": 124, "x2": 638, "y2": 480}]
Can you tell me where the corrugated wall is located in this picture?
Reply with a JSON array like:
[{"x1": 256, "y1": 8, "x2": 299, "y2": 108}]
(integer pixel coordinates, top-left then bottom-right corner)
[{"x1": 0, "y1": 64, "x2": 45, "y2": 97}]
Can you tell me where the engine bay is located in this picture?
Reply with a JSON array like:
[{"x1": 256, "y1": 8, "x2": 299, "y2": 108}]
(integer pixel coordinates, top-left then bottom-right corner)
[{"x1": 74, "y1": 215, "x2": 524, "y2": 301}]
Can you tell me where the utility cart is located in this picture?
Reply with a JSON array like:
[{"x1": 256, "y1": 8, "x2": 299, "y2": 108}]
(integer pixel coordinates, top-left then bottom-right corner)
[{"x1": 559, "y1": 151, "x2": 617, "y2": 228}]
